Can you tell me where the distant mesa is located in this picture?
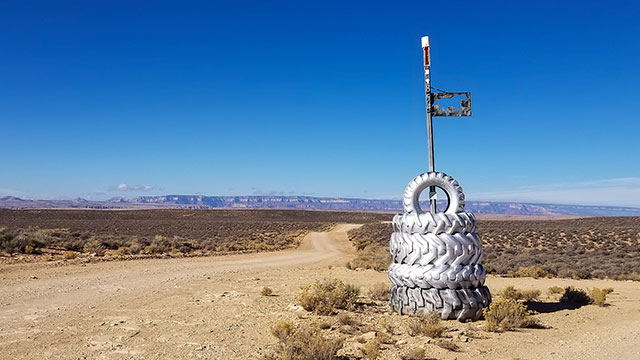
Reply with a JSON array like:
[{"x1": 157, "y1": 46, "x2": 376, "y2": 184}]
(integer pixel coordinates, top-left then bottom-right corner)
[
  {"x1": 0, "y1": 196, "x2": 25, "y2": 201},
  {"x1": 0, "y1": 194, "x2": 639, "y2": 216}
]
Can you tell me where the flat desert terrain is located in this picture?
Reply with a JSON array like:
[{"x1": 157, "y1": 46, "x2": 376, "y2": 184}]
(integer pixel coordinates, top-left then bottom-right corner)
[{"x1": 1, "y1": 215, "x2": 639, "y2": 359}]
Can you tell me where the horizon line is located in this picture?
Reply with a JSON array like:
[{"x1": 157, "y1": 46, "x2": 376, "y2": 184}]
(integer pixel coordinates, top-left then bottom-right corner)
[{"x1": 2, "y1": 194, "x2": 640, "y2": 211}]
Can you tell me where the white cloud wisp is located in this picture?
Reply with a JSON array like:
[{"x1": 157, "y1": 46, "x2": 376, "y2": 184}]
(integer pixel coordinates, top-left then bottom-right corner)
[{"x1": 469, "y1": 177, "x2": 640, "y2": 207}]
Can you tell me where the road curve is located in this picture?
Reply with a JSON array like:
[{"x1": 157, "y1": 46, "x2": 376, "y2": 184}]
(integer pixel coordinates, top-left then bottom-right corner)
[{"x1": 0, "y1": 224, "x2": 361, "y2": 359}]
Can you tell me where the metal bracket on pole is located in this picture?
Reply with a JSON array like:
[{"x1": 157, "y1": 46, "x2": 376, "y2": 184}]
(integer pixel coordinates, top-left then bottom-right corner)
[{"x1": 421, "y1": 36, "x2": 472, "y2": 213}]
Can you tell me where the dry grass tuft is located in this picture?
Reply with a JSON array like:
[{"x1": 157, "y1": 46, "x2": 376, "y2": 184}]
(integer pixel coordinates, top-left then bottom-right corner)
[
  {"x1": 338, "y1": 325, "x2": 358, "y2": 335},
  {"x1": 589, "y1": 287, "x2": 614, "y2": 307},
  {"x1": 547, "y1": 286, "x2": 564, "y2": 296},
  {"x1": 83, "y1": 239, "x2": 105, "y2": 256},
  {"x1": 270, "y1": 320, "x2": 295, "y2": 342},
  {"x1": 616, "y1": 272, "x2": 640, "y2": 281},
  {"x1": 498, "y1": 286, "x2": 541, "y2": 301},
  {"x1": 63, "y1": 251, "x2": 78, "y2": 259},
  {"x1": 337, "y1": 313, "x2": 357, "y2": 326},
  {"x1": 346, "y1": 245, "x2": 389, "y2": 272},
  {"x1": 400, "y1": 348, "x2": 427, "y2": 360},
  {"x1": 483, "y1": 298, "x2": 542, "y2": 332},
  {"x1": 368, "y1": 282, "x2": 389, "y2": 301},
  {"x1": 508, "y1": 267, "x2": 552, "y2": 279},
  {"x1": 407, "y1": 312, "x2": 445, "y2": 338},
  {"x1": 379, "y1": 318, "x2": 396, "y2": 335},
  {"x1": 265, "y1": 324, "x2": 343, "y2": 360},
  {"x1": 407, "y1": 318, "x2": 422, "y2": 337},
  {"x1": 261, "y1": 286, "x2": 274, "y2": 296},
  {"x1": 360, "y1": 340, "x2": 381, "y2": 360},
  {"x1": 126, "y1": 243, "x2": 142, "y2": 254},
  {"x1": 518, "y1": 316, "x2": 546, "y2": 329},
  {"x1": 376, "y1": 331, "x2": 393, "y2": 344},
  {"x1": 518, "y1": 289, "x2": 541, "y2": 302},
  {"x1": 434, "y1": 339, "x2": 460, "y2": 352},
  {"x1": 315, "y1": 320, "x2": 332, "y2": 330},
  {"x1": 297, "y1": 279, "x2": 360, "y2": 315}
]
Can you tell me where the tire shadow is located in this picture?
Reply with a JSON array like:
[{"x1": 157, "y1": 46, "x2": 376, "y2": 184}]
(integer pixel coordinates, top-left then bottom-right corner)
[{"x1": 524, "y1": 301, "x2": 583, "y2": 313}]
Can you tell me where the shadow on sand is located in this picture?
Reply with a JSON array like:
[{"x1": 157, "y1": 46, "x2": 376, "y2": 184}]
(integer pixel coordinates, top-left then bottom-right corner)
[{"x1": 524, "y1": 301, "x2": 591, "y2": 314}]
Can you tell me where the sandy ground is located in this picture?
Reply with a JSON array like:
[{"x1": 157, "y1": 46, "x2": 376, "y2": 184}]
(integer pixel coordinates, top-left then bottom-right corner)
[{"x1": 1, "y1": 224, "x2": 639, "y2": 360}]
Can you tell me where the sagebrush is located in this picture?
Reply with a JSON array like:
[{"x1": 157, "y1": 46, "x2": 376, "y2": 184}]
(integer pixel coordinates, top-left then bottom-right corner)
[
  {"x1": 483, "y1": 298, "x2": 542, "y2": 332},
  {"x1": 559, "y1": 287, "x2": 591, "y2": 308},
  {"x1": 0, "y1": 209, "x2": 389, "y2": 257},
  {"x1": 297, "y1": 279, "x2": 360, "y2": 315},
  {"x1": 265, "y1": 324, "x2": 343, "y2": 360},
  {"x1": 346, "y1": 245, "x2": 389, "y2": 271},
  {"x1": 498, "y1": 286, "x2": 541, "y2": 301},
  {"x1": 407, "y1": 312, "x2": 445, "y2": 338},
  {"x1": 347, "y1": 217, "x2": 640, "y2": 280},
  {"x1": 367, "y1": 283, "x2": 389, "y2": 301}
]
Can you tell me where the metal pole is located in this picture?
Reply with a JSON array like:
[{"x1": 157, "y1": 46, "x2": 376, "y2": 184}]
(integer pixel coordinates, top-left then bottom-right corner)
[{"x1": 422, "y1": 36, "x2": 437, "y2": 213}]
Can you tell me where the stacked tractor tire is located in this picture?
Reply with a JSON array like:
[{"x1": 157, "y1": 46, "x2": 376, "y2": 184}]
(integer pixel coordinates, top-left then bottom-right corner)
[{"x1": 389, "y1": 172, "x2": 491, "y2": 321}]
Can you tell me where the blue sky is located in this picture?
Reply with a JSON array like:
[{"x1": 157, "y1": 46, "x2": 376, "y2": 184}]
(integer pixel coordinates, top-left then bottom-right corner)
[{"x1": 1, "y1": 1, "x2": 639, "y2": 207}]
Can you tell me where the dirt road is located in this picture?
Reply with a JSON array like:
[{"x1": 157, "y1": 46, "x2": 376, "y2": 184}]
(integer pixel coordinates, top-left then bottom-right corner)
[
  {"x1": 0, "y1": 224, "x2": 360, "y2": 359},
  {"x1": 1, "y1": 224, "x2": 639, "y2": 359}
]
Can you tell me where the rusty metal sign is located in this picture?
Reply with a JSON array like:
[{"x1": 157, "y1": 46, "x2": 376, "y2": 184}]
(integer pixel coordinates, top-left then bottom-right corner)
[{"x1": 431, "y1": 91, "x2": 471, "y2": 117}]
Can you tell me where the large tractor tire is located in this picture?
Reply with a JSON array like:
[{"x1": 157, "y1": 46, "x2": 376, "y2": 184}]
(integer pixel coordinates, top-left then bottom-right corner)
[
  {"x1": 402, "y1": 172, "x2": 465, "y2": 214},
  {"x1": 389, "y1": 232, "x2": 482, "y2": 266},
  {"x1": 388, "y1": 263, "x2": 486, "y2": 289},
  {"x1": 392, "y1": 212, "x2": 476, "y2": 234},
  {"x1": 390, "y1": 285, "x2": 492, "y2": 321}
]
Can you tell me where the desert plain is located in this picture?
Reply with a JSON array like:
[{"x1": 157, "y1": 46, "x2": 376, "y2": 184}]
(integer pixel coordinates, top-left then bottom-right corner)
[{"x1": 1, "y1": 210, "x2": 639, "y2": 359}]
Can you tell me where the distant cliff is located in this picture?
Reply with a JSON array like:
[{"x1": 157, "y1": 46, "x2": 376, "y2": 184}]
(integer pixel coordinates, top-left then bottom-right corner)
[{"x1": 1, "y1": 195, "x2": 639, "y2": 216}]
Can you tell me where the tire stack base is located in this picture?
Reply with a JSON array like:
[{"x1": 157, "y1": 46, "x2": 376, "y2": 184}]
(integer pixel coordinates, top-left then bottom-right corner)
[
  {"x1": 389, "y1": 172, "x2": 491, "y2": 322},
  {"x1": 390, "y1": 285, "x2": 491, "y2": 321}
]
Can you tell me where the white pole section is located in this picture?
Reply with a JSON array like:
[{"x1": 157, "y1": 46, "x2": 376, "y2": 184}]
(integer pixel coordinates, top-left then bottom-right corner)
[{"x1": 422, "y1": 36, "x2": 437, "y2": 213}]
